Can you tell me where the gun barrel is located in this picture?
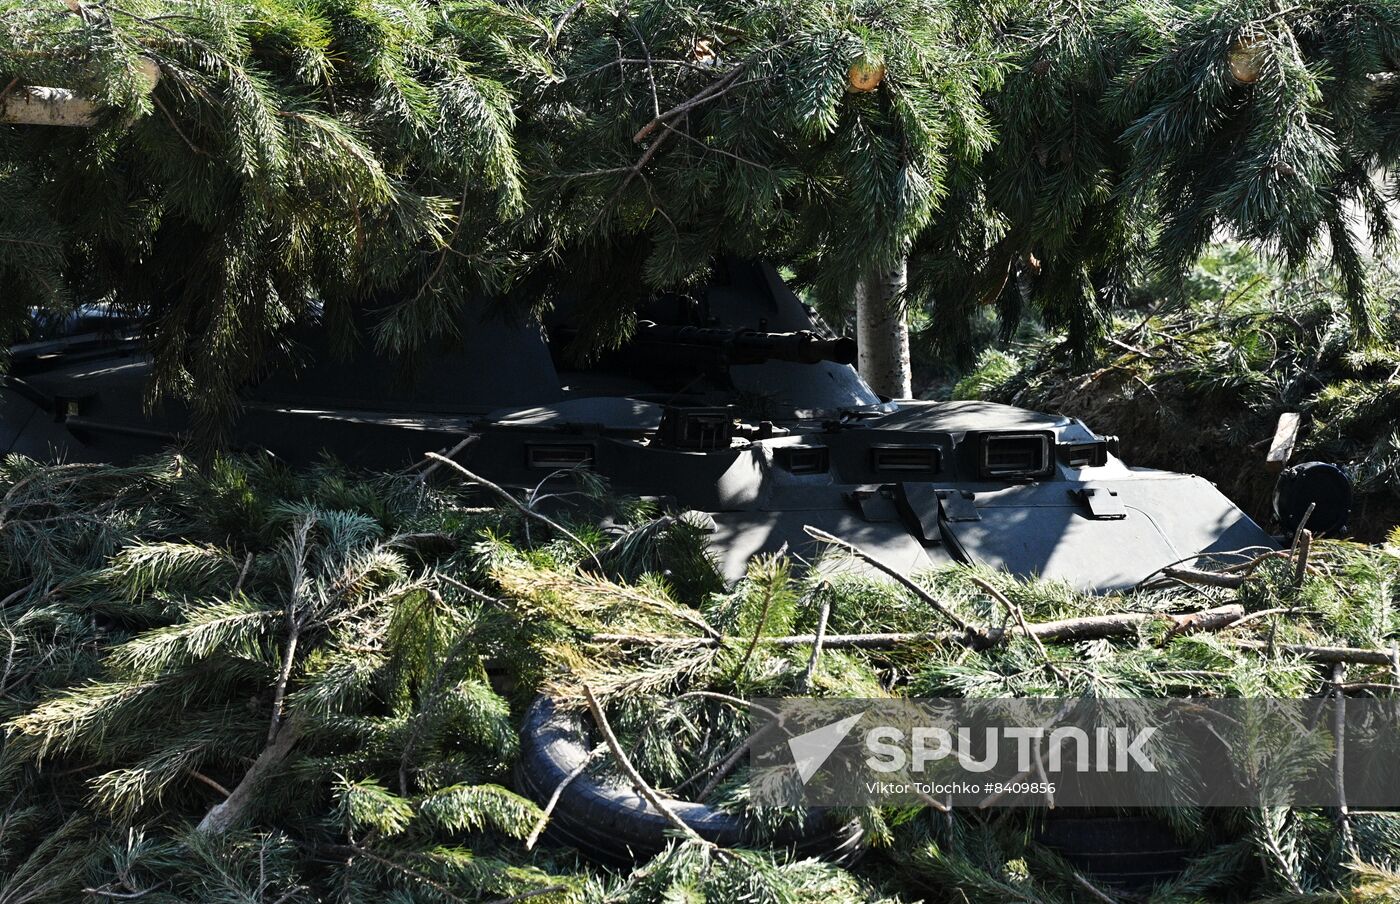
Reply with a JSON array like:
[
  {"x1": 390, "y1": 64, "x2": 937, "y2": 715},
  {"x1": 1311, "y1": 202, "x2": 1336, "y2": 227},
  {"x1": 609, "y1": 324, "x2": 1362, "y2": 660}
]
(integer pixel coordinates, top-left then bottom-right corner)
[{"x1": 634, "y1": 324, "x2": 857, "y2": 366}]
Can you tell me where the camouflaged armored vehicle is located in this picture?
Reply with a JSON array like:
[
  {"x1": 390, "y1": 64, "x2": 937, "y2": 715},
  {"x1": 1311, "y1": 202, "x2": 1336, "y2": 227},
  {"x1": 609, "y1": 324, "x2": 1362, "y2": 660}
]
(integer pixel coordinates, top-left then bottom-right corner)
[{"x1": 1, "y1": 259, "x2": 1285, "y2": 591}]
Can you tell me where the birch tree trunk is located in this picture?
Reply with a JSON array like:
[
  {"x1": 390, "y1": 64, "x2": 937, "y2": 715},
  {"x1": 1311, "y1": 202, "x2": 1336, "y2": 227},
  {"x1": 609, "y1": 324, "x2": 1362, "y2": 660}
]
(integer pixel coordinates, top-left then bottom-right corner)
[
  {"x1": 855, "y1": 259, "x2": 912, "y2": 399},
  {"x1": 0, "y1": 58, "x2": 160, "y2": 127}
]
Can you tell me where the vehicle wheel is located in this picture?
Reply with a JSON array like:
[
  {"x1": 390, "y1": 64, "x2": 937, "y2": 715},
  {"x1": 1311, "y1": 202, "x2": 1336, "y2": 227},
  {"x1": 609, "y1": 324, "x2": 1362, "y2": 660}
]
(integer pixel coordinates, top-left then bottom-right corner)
[
  {"x1": 516, "y1": 696, "x2": 865, "y2": 866},
  {"x1": 1035, "y1": 813, "x2": 1191, "y2": 890}
]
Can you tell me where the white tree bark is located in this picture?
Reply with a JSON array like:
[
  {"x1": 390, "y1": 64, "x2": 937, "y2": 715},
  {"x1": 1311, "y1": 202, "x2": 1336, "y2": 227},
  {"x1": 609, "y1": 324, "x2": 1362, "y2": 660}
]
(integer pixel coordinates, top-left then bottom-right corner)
[
  {"x1": 855, "y1": 259, "x2": 912, "y2": 399},
  {"x1": 1, "y1": 58, "x2": 160, "y2": 127}
]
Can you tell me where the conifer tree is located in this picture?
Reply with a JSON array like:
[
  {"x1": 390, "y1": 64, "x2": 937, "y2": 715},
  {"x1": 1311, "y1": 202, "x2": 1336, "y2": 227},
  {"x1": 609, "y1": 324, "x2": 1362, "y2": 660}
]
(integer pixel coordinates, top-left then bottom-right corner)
[
  {"x1": 5, "y1": 0, "x2": 1400, "y2": 425},
  {"x1": 914, "y1": 0, "x2": 1400, "y2": 365},
  {"x1": 0, "y1": 0, "x2": 524, "y2": 436},
  {"x1": 527, "y1": 0, "x2": 1400, "y2": 374},
  {"x1": 507, "y1": 0, "x2": 1001, "y2": 384}
]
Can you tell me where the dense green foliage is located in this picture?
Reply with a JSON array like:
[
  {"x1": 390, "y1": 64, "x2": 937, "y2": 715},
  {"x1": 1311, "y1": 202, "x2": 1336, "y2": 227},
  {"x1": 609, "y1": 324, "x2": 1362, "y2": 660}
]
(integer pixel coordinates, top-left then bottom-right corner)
[
  {"x1": 0, "y1": 0, "x2": 523, "y2": 435},
  {"x1": 955, "y1": 245, "x2": 1400, "y2": 539},
  {"x1": 5, "y1": 1, "x2": 1400, "y2": 430},
  {"x1": 2, "y1": 454, "x2": 1400, "y2": 901},
  {"x1": 913, "y1": 0, "x2": 1400, "y2": 365}
]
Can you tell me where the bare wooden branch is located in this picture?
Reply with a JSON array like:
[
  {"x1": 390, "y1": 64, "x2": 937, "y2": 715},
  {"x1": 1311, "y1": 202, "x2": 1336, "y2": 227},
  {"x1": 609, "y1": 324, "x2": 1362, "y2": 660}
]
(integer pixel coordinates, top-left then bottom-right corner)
[
  {"x1": 1332, "y1": 663, "x2": 1359, "y2": 860},
  {"x1": 632, "y1": 65, "x2": 746, "y2": 143},
  {"x1": 1233, "y1": 640, "x2": 1398, "y2": 665},
  {"x1": 1222, "y1": 607, "x2": 1299, "y2": 631},
  {"x1": 186, "y1": 768, "x2": 232, "y2": 798},
  {"x1": 590, "y1": 630, "x2": 935, "y2": 648},
  {"x1": 1016, "y1": 604, "x2": 1245, "y2": 643},
  {"x1": 695, "y1": 732, "x2": 757, "y2": 802},
  {"x1": 197, "y1": 717, "x2": 301, "y2": 834},
  {"x1": 971, "y1": 574, "x2": 1069, "y2": 681},
  {"x1": 1161, "y1": 566, "x2": 1246, "y2": 589},
  {"x1": 582, "y1": 685, "x2": 710, "y2": 845},
  {"x1": 799, "y1": 588, "x2": 833, "y2": 692},
  {"x1": 803, "y1": 525, "x2": 974, "y2": 635},
  {"x1": 415, "y1": 435, "x2": 478, "y2": 481},
  {"x1": 424, "y1": 452, "x2": 602, "y2": 571},
  {"x1": 1292, "y1": 528, "x2": 1313, "y2": 589},
  {"x1": 595, "y1": 603, "x2": 1245, "y2": 649},
  {"x1": 1072, "y1": 871, "x2": 1122, "y2": 904},
  {"x1": 525, "y1": 748, "x2": 599, "y2": 850},
  {"x1": 268, "y1": 517, "x2": 312, "y2": 744}
]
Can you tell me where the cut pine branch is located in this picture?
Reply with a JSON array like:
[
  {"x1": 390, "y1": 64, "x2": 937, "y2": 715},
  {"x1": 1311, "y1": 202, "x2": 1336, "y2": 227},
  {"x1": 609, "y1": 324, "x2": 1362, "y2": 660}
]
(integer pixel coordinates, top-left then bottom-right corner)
[
  {"x1": 582, "y1": 684, "x2": 710, "y2": 846},
  {"x1": 802, "y1": 525, "x2": 974, "y2": 635},
  {"x1": 592, "y1": 603, "x2": 1247, "y2": 649},
  {"x1": 197, "y1": 716, "x2": 301, "y2": 835}
]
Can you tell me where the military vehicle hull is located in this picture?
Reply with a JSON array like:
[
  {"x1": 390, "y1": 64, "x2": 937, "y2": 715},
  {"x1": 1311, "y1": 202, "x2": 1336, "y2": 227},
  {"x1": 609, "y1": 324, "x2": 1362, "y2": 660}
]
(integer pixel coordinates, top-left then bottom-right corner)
[{"x1": 1, "y1": 262, "x2": 1278, "y2": 589}]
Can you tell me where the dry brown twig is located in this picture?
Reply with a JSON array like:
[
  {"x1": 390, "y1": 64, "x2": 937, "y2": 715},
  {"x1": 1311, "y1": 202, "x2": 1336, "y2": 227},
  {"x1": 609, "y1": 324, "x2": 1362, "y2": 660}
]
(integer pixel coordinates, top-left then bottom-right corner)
[
  {"x1": 803, "y1": 525, "x2": 976, "y2": 636},
  {"x1": 582, "y1": 684, "x2": 711, "y2": 846},
  {"x1": 424, "y1": 452, "x2": 603, "y2": 572}
]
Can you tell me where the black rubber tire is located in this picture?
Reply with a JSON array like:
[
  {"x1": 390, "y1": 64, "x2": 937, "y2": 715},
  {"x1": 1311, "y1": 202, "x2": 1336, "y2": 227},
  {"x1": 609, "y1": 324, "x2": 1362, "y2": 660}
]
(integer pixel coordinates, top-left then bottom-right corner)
[
  {"x1": 1035, "y1": 813, "x2": 1191, "y2": 889},
  {"x1": 516, "y1": 696, "x2": 865, "y2": 866}
]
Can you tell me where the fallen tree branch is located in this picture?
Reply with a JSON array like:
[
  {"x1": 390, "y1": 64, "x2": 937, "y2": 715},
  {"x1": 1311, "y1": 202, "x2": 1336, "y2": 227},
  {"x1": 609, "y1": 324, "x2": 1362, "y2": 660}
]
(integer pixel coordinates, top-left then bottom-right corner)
[
  {"x1": 425, "y1": 452, "x2": 602, "y2": 572},
  {"x1": 524, "y1": 747, "x2": 600, "y2": 851},
  {"x1": 1333, "y1": 663, "x2": 1359, "y2": 860},
  {"x1": 197, "y1": 716, "x2": 301, "y2": 834},
  {"x1": 799, "y1": 588, "x2": 833, "y2": 692},
  {"x1": 1233, "y1": 640, "x2": 1398, "y2": 665},
  {"x1": 186, "y1": 768, "x2": 231, "y2": 798},
  {"x1": 590, "y1": 629, "x2": 938, "y2": 648},
  {"x1": 593, "y1": 604, "x2": 1246, "y2": 649},
  {"x1": 1293, "y1": 529, "x2": 1313, "y2": 589},
  {"x1": 582, "y1": 684, "x2": 710, "y2": 846},
  {"x1": 695, "y1": 732, "x2": 758, "y2": 802},
  {"x1": 1072, "y1": 871, "x2": 1122, "y2": 904},
  {"x1": 1161, "y1": 566, "x2": 1246, "y2": 590},
  {"x1": 1222, "y1": 607, "x2": 1299, "y2": 632},
  {"x1": 414, "y1": 435, "x2": 478, "y2": 481},
  {"x1": 972, "y1": 574, "x2": 1069, "y2": 681},
  {"x1": 632, "y1": 64, "x2": 747, "y2": 143},
  {"x1": 803, "y1": 526, "x2": 976, "y2": 636},
  {"x1": 1014, "y1": 604, "x2": 1245, "y2": 643},
  {"x1": 729, "y1": 559, "x2": 782, "y2": 680},
  {"x1": 268, "y1": 517, "x2": 313, "y2": 744}
]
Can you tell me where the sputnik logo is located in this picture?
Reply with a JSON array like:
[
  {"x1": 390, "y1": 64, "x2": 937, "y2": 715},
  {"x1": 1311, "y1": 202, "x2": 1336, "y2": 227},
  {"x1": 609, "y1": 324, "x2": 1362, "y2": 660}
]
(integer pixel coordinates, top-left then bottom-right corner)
[{"x1": 787, "y1": 711, "x2": 866, "y2": 783}]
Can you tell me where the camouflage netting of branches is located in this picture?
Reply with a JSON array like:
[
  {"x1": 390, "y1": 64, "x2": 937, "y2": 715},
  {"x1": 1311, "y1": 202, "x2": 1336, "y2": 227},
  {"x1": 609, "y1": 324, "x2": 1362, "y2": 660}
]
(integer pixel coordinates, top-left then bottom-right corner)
[{"x1": 2, "y1": 453, "x2": 1400, "y2": 902}]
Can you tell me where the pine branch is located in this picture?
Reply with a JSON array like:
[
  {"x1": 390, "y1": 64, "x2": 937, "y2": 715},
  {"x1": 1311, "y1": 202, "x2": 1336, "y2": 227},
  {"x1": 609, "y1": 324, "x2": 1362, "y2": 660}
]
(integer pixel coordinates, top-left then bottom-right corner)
[
  {"x1": 582, "y1": 684, "x2": 710, "y2": 846},
  {"x1": 196, "y1": 716, "x2": 301, "y2": 835},
  {"x1": 593, "y1": 603, "x2": 1248, "y2": 648},
  {"x1": 803, "y1": 526, "x2": 976, "y2": 636},
  {"x1": 424, "y1": 453, "x2": 602, "y2": 572}
]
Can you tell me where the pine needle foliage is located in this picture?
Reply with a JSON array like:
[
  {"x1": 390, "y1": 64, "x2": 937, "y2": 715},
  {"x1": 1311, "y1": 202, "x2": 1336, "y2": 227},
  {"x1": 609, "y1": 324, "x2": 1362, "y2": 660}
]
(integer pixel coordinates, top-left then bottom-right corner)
[
  {"x1": 498, "y1": 498, "x2": 1400, "y2": 902},
  {"x1": 0, "y1": 0, "x2": 522, "y2": 437},
  {"x1": 502, "y1": 0, "x2": 1001, "y2": 347},
  {"x1": 4, "y1": 453, "x2": 1400, "y2": 900},
  {"x1": 911, "y1": 0, "x2": 1400, "y2": 367},
  {"x1": 0, "y1": 454, "x2": 587, "y2": 902},
  {"x1": 7, "y1": 0, "x2": 1400, "y2": 430}
]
